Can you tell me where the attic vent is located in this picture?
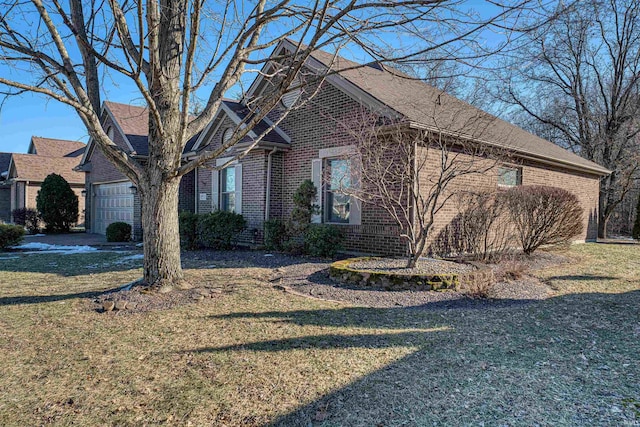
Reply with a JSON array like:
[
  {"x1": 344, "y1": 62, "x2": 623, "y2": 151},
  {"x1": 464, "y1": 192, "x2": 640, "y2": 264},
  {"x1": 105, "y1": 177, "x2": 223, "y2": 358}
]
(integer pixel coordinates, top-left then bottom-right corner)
[
  {"x1": 222, "y1": 127, "x2": 234, "y2": 144},
  {"x1": 281, "y1": 78, "x2": 301, "y2": 109}
]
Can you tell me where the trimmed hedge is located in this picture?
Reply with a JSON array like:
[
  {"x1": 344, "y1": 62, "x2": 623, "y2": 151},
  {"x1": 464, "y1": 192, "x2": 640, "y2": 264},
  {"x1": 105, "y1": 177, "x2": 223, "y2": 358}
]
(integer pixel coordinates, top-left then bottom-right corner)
[
  {"x1": 179, "y1": 211, "x2": 200, "y2": 249},
  {"x1": 196, "y1": 210, "x2": 246, "y2": 249},
  {"x1": 304, "y1": 224, "x2": 344, "y2": 257},
  {"x1": 0, "y1": 224, "x2": 25, "y2": 250},
  {"x1": 106, "y1": 222, "x2": 132, "y2": 242},
  {"x1": 263, "y1": 218, "x2": 287, "y2": 251}
]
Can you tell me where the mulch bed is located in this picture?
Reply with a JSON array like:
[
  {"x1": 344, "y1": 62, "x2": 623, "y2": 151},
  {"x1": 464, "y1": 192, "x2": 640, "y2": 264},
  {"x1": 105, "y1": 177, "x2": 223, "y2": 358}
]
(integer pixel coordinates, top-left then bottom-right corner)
[{"x1": 86, "y1": 249, "x2": 572, "y2": 312}]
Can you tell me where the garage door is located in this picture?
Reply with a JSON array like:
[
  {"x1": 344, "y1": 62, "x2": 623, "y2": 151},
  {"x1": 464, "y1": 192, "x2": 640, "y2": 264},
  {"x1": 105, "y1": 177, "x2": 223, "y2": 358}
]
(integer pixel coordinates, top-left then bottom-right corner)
[{"x1": 93, "y1": 182, "x2": 134, "y2": 235}]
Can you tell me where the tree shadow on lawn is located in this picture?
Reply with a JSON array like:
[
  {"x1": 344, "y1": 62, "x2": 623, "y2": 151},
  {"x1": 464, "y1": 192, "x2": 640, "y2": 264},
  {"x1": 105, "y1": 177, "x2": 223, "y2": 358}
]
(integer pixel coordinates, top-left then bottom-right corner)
[
  {"x1": 0, "y1": 251, "x2": 143, "y2": 276},
  {"x1": 0, "y1": 288, "x2": 114, "y2": 306},
  {"x1": 545, "y1": 274, "x2": 620, "y2": 282},
  {"x1": 189, "y1": 291, "x2": 640, "y2": 426}
]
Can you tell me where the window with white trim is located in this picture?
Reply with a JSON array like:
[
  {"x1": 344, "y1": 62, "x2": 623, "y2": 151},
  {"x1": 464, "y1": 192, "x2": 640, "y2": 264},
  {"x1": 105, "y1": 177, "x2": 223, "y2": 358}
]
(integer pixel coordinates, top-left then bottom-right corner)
[
  {"x1": 220, "y1": 166, "x2": 236, "y2": 212},
  {"x1": 324, "y1": 158, "x2": 351, "y2": 223},
  {"x1": 497, "y1": 166, "x2": 522, "y2": 187}
]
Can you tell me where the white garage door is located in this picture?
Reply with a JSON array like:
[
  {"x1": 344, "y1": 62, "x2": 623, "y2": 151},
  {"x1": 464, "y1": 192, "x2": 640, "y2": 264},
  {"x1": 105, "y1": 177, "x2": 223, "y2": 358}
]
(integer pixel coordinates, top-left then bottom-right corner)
[{"x1": 93, "y1": 182, "x2": 134, "y2": 235}]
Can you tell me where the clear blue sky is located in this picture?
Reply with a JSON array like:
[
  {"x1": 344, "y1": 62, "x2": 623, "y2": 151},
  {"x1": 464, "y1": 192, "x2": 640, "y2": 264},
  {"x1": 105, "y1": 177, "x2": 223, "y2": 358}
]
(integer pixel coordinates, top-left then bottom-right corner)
[{"x1": 0, "y1": 1, "x2": 518, "y2": 154}]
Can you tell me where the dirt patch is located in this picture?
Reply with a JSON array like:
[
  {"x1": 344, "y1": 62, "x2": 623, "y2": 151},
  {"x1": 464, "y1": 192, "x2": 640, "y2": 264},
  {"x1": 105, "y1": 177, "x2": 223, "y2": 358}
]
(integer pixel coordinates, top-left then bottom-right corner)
[{"x1": 92, "y1": 285, "x2": 233, "y2": 314}]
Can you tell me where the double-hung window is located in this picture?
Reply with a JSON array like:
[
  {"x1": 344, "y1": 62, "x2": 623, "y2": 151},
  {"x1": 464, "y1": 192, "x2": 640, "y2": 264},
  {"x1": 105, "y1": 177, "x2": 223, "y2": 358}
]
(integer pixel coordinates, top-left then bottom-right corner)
[
  {"x1": 497, "y1": 166, "x2": 522, "y2": 188},
  {"x1": 220, "y1": 166, "x2": 236, "y2": 212},
  {"x1": 325, "y1": 158, "x2": 351, "y2": 223}
]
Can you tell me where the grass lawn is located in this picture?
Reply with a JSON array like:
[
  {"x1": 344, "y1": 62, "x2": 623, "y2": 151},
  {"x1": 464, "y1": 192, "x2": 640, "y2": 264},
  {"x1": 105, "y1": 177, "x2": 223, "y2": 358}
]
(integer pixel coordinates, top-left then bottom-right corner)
[{"x1": 0, "y1": 244, "x2": 639, "y2": 426}]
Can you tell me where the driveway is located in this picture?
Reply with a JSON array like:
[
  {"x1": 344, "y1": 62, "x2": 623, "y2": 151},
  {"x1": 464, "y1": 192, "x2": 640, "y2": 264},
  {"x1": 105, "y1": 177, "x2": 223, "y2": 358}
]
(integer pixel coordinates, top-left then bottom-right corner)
[{"x1": 22, "y1": 232, "x2": 139, "y2": 249}]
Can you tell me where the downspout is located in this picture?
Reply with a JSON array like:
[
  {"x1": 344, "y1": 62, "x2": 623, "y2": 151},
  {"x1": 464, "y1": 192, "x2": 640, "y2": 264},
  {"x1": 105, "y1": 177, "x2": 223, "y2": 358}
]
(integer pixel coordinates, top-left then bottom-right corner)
[{"x1": 265, "y1": 147, "x2": 278, "y2": 221}]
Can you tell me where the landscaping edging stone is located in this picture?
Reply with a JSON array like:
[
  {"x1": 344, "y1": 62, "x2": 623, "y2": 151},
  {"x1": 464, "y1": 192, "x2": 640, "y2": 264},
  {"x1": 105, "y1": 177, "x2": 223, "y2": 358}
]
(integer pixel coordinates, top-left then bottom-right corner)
[{"x1": 329, "y1": 257, "x2": 460, "y2": 291}]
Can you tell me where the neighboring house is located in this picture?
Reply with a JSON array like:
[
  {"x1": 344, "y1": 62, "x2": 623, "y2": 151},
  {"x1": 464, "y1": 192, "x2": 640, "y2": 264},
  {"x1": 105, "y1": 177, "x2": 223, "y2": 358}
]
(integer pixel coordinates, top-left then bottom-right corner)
[
  {"x1": 0, "y1": 153, "x2": 12, "y2": 222},
  {"x1": 81, "y1": 40, "x2": 609, "y2": 254},
  {"x1": 4, "y1": 137, "x2": 86, "y2": 225},
  {"x1": 78, "y1": 102, "x2": 197, "y2": 238}
]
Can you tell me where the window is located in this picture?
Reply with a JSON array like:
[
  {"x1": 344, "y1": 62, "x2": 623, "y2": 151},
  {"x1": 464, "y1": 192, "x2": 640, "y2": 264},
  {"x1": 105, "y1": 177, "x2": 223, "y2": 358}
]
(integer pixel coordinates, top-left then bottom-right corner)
[
  {"x1": 497, "y1": 166, "x2": 522, "y2": 187},
  {"x1": 220, "y1": 166, "x2": 236, "y2": 212},
  {"x1": 325, "y1": 159, "x2": 351, "y2": 223}
]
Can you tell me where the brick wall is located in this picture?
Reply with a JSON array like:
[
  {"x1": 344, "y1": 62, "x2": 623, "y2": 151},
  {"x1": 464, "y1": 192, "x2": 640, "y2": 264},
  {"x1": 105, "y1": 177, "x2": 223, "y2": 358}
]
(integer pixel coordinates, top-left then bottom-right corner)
[
  {"x1": 196, "y1": 77, "x2": 602, "y2": 255},
  {"x1": 417, "y1": 145, "x2": 600, "y2": 253}
]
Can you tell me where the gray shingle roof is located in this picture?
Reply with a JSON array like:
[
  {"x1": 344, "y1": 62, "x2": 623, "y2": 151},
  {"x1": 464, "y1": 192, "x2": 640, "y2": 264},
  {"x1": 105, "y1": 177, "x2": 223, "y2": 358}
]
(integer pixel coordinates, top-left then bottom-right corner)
[{"x1": 307, "y1": 48, "x2": 610, "y2": 175}]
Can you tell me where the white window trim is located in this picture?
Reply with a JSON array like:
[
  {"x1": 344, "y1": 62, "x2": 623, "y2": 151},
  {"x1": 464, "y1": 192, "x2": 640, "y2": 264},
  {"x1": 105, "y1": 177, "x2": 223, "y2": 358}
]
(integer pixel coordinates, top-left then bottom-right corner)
[
  {"x1": 312, "y1": 145, "x2": 361, "y2": 226},
  {"x1": 212, "y1": 157, "x2": 242, "y2": 214}
]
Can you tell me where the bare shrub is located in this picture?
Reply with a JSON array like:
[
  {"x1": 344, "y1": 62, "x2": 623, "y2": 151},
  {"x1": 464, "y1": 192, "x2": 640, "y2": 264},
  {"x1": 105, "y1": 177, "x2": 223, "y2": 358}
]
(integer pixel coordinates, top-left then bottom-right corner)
[
  {"x1": 504, "y1": 185, "x2": 584, "y2": 255},
  {"x1": 430, "y1": 191, "x2": 513, "y2": 260},
  {"x1": 497, "y1": 260, "x2": 529, "y2": 281},
  {"x1": 459, "y1": 269, "x2": 496, "y2": 299}
]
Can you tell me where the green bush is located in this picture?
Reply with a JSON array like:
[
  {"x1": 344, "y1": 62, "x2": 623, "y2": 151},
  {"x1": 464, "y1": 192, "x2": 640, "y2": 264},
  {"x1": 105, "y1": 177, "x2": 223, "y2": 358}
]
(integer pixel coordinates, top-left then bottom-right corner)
[
  {"x1": 304, "y1": 224, "x2": 344, "y2": 258},
  {"x1": 197, "y1": 210, "x2": 246, "y2": 249},
  {"x1": 263, "y1": 218, "x2": 287, "y2": 251},
  {"x1": 106, "y1": 222, "x2": 132, "y2": 242},
  {"x1": 12, "y1": 208, "x2": 40, "y2": 234},
  {"x1": 179, "y1": 211, "x2": 200, "y2": 250},
  {"x1": 289, "y1": 179, "x2": 318, "y2": 237},
  {"x1": 0, "y1": 224, "x2": 25, "y2": 249},
  {"x1": 36, "y1": 173, "x2": 79, "y2": 233}
]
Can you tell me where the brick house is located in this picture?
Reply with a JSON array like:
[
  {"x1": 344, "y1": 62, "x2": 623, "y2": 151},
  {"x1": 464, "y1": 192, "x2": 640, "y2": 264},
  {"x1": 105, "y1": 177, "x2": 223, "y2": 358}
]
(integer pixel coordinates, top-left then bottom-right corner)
[
  {"x1": 81, "y1": 40, "x2": 609, "y2": 254},
  {"x1": 1, "y1": 137, "x2": 86, "y2": 225}
]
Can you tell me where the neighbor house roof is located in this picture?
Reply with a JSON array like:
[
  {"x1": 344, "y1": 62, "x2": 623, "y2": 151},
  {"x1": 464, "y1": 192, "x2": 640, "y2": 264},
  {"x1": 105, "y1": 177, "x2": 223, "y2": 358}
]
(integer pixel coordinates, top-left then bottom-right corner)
[
  {"x1": 0, "y1": 152, "x2": 11, "y2": 175},
  {"x1": 9, "y1": 153, "x2": 85, "y2": 184},
  {"x1": 291, "y1": 42, "x2": 610, "y2": 176},
  {"x1": 104, "y1": 101, "x2": 200, "y2": 156},
  {"x1": 28, "y1": 136, "x2": 86, "y2": 158}
]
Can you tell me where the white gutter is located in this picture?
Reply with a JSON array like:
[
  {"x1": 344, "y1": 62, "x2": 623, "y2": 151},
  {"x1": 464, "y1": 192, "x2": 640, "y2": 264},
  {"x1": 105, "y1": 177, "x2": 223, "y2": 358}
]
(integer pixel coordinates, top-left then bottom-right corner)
[{"x1": 265, "y1": 147, "x2": 278, "y2": 221}]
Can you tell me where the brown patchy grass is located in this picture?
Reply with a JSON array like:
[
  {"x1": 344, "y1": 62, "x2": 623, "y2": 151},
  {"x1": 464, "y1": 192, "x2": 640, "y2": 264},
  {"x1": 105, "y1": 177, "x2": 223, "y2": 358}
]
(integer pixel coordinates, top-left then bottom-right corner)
[{"x1": 0, "y1": 244, "x2": 639, "y2": 426}]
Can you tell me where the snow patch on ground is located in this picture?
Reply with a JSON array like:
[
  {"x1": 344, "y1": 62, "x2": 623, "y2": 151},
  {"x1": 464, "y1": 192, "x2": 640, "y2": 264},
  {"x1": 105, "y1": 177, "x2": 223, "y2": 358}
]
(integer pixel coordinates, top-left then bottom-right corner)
[
  {"x1": 24, "y1": 234, "x2": 46, "y2": 237},
  {"x1": 13, "y1": 242, "x2": 99, "y2": 254}
]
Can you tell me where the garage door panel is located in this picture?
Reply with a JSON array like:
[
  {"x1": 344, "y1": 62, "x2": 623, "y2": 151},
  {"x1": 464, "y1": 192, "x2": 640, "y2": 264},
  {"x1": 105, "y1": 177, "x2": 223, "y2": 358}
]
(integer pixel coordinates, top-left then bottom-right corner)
[{"x1": 93, "y1": 182, "x2": 134, "y2": 235}]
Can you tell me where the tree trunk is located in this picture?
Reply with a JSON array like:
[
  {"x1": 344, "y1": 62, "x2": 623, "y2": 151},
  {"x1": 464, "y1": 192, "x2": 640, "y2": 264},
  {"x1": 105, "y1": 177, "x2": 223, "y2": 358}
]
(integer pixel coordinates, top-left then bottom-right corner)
[
  {"x1": 598, "y1": 187, "x2": 609, "y2": 239},
  {"x1": 139, "y1": 176, "x2": 185, "y2": 292}
]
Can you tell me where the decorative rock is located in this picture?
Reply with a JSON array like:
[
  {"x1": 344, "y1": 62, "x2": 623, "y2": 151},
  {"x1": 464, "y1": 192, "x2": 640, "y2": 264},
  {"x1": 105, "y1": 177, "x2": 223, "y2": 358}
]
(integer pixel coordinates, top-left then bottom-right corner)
[
  {"x1": 102, "y1": 301, "x2": 115, "y2": 312},
  {"x1": 329, "y1": 257, "x2": 461, "y2": 291},
  {"x1": 114, "y1": 300, "x2": 127, "y2": 310}
]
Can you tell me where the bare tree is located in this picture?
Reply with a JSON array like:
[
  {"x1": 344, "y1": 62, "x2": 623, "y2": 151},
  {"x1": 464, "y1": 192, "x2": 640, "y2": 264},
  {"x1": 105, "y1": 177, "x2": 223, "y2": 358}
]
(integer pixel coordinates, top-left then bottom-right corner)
[
  {"x1": 500, "y1": 0, "x2": 640, "y2": 238},
  {"x1": 334, "y1": 109, "x2": 510, "y2": 267},
  {"x1": 0, "y1": 0, "x2": 539, "y2": 290}
]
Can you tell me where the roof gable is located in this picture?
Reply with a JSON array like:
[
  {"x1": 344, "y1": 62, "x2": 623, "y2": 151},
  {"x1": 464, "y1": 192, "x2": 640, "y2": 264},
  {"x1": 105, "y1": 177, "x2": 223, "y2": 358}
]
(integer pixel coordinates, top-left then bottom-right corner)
[
  {"x1": 191, "y1": 99, "x2": 290, "y2": 152},
  {"x1": 9, "y1": 153, "x2": 84, "y2": 184},
  {"x1": 28, "y1": 136, "x2": 86, "y2": 158}
]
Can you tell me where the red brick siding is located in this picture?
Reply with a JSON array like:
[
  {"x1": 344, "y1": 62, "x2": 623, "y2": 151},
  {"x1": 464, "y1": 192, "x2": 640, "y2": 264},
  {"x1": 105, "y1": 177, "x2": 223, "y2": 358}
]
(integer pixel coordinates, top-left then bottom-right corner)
[{"x1": 416, "y1": 146, "x2": 600, "y2": 252}]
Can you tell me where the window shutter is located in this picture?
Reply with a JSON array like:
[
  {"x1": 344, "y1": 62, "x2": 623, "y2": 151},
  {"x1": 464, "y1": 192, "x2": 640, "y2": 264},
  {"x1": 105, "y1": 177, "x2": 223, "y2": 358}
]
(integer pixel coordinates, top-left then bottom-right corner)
[
  {"x1": 234, "y1": 163, "x2": 243, "y2": 214},
  {"x1": 212, "y1": 170, "x2": 219, "y2": 211},
  {"x1": 350, "y1": 198, "x2": 361, "y2": 225},
  {"x1": 311, "y1": 159, "x2": 322, "y2": 223}
]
